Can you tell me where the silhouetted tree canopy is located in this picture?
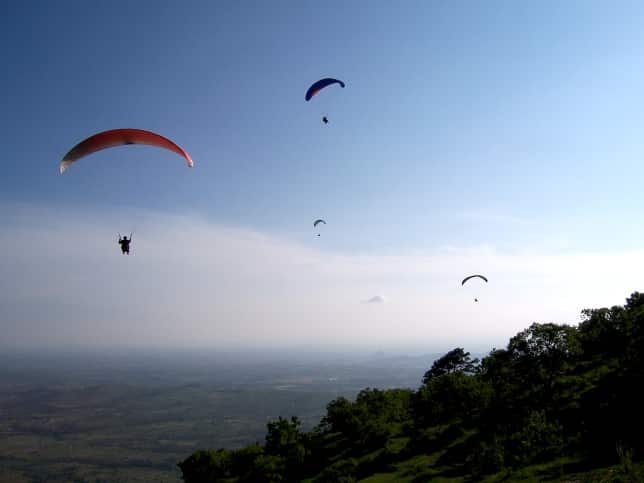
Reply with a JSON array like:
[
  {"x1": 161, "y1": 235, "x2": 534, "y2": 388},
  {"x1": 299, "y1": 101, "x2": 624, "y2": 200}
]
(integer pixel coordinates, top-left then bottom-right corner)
[{"x1": 422, "y1": 347, "x2": 479, "y2": 384}]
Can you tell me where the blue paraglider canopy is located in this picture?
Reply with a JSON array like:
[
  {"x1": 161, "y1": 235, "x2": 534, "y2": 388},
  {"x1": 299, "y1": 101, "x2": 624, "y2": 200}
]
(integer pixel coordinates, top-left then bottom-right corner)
[{"x1": 305, "y1": 78, "x2": 345, "y2": 101}]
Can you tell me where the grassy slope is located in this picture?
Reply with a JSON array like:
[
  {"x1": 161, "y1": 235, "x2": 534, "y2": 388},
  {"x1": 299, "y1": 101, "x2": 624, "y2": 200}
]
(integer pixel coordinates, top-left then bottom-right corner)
[{"x1": 360, "y1": 455, "x2": 644, "y2": 483}]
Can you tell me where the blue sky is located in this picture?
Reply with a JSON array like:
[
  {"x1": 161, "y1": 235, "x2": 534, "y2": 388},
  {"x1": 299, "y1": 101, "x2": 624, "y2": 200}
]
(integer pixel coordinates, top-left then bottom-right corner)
[{"x1": 2, "y1": 1, "x2": 644, "y2": 353}]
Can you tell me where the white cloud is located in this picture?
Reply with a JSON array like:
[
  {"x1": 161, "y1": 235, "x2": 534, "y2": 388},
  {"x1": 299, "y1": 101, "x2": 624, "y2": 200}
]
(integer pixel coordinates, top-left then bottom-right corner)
[
  {"x1": 1, "y1": 203, "x2": 642, "y2": 353},
  {"x1": 364, "y1": 295, "x2": 386, "y2": 304}
]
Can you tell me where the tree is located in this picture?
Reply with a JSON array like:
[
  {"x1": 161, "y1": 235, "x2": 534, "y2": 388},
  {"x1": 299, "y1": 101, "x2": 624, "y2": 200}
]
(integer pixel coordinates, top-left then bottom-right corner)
[
  {"x1": 415, "y1": 372, "x2": 491, "y2": 427},
  {"x1": 319, "y1": 397, "x2": 355, "y2": 435},
  {"x1": 177, "y1": 448, "x2": 232, "y2": 483},
  {"x1": 422, "y1": 348, "x2": 479, "y2": 384},
  {"x1": 264, "y1": 416, "x2": 307, "y2": 480}
]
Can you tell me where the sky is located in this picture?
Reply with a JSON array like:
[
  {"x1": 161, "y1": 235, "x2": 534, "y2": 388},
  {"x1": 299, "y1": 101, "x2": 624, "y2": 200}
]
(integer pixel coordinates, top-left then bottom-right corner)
[{"x1": 1, "y1": 1, "x2": 644, "y2": 355}]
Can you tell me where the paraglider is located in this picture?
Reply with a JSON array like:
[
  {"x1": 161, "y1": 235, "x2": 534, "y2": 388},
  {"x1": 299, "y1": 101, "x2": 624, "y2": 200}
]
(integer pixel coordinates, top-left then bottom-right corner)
[
  {"x1": 461, "y1": 274, "x2": 488, "y2": 285},
  {"x1": 118, "y1": 233, "x2": 132, "y2": 255},
  {"x1": 59, "y1": 128, "x2": 194, "y2": 174},
  {"x1": 306, "y1": 78, "x2": 345, "y2": 125},
  {"x1": 462, "y1": 275, "x2": 487, "y2": 302},
  {"x1": 60, "y1": 129, "x2": 192, "y2": 257},
  {"x1": 314, "y1": 219, "x2": 326, "y2": 236}
]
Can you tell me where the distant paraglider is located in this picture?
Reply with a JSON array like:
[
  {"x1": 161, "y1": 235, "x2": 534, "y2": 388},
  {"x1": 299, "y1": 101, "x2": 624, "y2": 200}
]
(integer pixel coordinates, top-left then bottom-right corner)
[
  {"x1": 59, "y1": 128, "x2": 194, "y2": 174},
  {"x1": 306, "y1": 78, "x2": 345, "y2": 125},
  {"x1": 462, "y1": 275, "x2": 488, "y2": 302},
  {"x1": 461, "y1": 274, "x2": 488, "y2": 285},
  {"x1": 314, "y1": 219, "x2": 326, "y2": 236}
]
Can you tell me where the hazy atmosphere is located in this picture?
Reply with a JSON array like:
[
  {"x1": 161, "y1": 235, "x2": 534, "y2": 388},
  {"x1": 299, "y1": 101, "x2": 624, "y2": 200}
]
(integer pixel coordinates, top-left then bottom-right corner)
[
  {"x1": 3, "y1": 1, "x2": 644, "y2": 355},
  {"x1": 2, "y1": 202, "x2": 643, "y2": 353}
]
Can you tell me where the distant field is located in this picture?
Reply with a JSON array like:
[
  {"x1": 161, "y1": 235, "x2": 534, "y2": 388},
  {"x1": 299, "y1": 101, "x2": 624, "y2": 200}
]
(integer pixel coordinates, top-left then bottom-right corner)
[
  {"x1": 0, "y1": 350, "x2": 434, "y2": 481},
  {"x1": 0, "y1": 382, "x2": 346, "y2": 481}
]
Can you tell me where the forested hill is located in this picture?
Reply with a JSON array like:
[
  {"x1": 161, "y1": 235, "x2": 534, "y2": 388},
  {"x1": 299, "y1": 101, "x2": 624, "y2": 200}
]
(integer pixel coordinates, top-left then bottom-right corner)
[{"x1": 178, "y1": 293, "x2": 644, "y2": 482}]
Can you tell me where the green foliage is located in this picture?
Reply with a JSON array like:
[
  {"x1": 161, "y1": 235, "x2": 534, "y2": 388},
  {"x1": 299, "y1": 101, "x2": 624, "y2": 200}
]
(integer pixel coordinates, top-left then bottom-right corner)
[
  {"x1": 313, "y1": 458, "x2": 357, "y2": 482},
  {"x1": 506, "y1": 410, "x2": 563, "y2": 467},
  {"x1": 263, "y1": 416, "x2": 307, "y2": 481},
  {"x1": 230, "y1": 444, "x2": 264, "y2": 480},
  {"x1": 250, "y1": 454, "x2": 286, "y2": 482},
  {"x1": 180, "y1": 292, "x2": 644, "y2": 483},
  {"x1": 471, "y1": 434, "x2": 505, "y2": 475},
  {"x1": 414, "y1": 372, "x2": 491, "y2": 427},
  {"x1": 178, "y1": 448, "x2": 233, "y2": 483},
  {"x1": 319, "y1": 397, "x2": 355, "y2": 435},
  {"x1": 318, "y1": 388, "x2": 413, "y2": 451},
  {"x1": 422, "y1": 347, "x2": 479, "y2": 384},
  {"x1": 614, "y1": 441, "x2": 643, "y2": 482},
  {"x1": 265, "y1": 416, "x2": 305, "y2": 459}
]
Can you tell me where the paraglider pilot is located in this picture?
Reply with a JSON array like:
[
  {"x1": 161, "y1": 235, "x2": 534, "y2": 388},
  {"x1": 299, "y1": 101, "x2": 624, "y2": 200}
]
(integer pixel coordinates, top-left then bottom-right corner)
[
  {"x1": 322, "y1": 116, "x2": 329, "y2": 124},
  {"x1": 118, "y1": 233, "x2": 132, "y2": 255}
]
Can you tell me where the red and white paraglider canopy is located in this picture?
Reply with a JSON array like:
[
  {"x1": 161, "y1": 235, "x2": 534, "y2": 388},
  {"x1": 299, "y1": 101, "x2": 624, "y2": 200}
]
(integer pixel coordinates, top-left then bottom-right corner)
[{"x1": 60, "y1": 128, "x2": 193, "y2": 174}]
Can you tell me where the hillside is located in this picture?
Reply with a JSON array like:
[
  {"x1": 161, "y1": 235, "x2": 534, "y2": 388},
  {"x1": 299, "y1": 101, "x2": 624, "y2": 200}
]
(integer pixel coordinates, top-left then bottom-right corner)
[{"x1": 179, "y1": 292, "x2": 644, "y2": 482}]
